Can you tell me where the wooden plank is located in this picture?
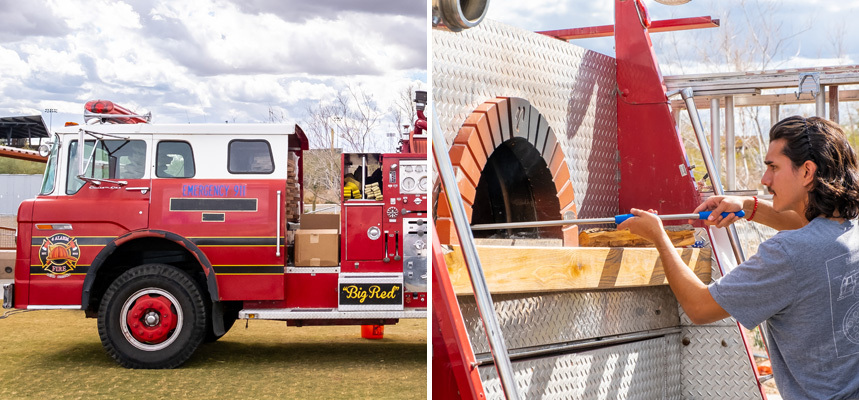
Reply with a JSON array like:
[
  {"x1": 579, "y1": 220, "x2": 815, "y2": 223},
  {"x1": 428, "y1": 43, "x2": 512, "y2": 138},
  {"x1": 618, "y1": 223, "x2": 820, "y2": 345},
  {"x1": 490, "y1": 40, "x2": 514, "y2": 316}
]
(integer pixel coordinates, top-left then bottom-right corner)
[
  {"x1": 444, "y1": 245, "x2": 711, "y2": 295},
  {"x1": 579, "y1": 227, "x2": 695, "y2": 247},
  {"x1": 670, "y1": 89, "x2": 859, "y2": 110}
]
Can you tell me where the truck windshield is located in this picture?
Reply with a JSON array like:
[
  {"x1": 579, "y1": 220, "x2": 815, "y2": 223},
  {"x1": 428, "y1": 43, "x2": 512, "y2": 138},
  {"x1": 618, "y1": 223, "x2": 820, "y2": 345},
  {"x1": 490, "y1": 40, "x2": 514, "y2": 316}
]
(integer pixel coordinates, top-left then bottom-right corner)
[
  {"x1": 39, "y1": 135, "x2": 60, "y2": 195},
  {"x1": 67, "y1": 139, "x2": 147, "y2": 194}
]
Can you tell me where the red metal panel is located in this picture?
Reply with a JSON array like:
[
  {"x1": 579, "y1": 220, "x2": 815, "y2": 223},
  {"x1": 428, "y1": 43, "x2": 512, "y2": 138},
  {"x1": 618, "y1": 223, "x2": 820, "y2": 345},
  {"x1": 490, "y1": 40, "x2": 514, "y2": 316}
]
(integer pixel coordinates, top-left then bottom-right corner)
[
  {"x1": 343, "y1": 203, "x2": 384, "y2": 261},
  {"x1": 13, "y1": 201, "x2": 34, "y2": 308},
  {"x1": 431, "y1": 227, "x2": 484, "y2": 399},
  {"x1": 615, "y1": 0, "x2": 700, "y2": 217},
  {"x1": 284, "y1": 273, "x2": 338, "y2": 308},
  {"x1": 28, "y1": 276, "x2": 84, "y2": 305},
  {"x1": 216, "y1": 275, "x2": 284, "y2": 301},
  {"x1": 149, "y1": 178, "x2": 285, "y2": 300},
  {"x1": 538, "y1": 16, "x2": 719, "y2": 40},
  {"x1": 25, "y1": 176, "x2": 150, "y2": 305}
]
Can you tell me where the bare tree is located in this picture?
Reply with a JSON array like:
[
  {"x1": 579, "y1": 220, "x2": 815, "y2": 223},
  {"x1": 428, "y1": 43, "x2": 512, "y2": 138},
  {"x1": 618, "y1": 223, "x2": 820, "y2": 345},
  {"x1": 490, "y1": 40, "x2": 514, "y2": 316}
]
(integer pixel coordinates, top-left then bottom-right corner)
[
  {"x1": 656, "y1": 0, "x2": 813, "y2": 191},
  {"x1": 389, "y1": 83, "x2": 421, "y2": 148},
  {"x1": 303, "y1": 148, "x2": 342, "y2": 209},
  {"x1": 303, "y1": 85, "x2": 391, "y2": 153}
]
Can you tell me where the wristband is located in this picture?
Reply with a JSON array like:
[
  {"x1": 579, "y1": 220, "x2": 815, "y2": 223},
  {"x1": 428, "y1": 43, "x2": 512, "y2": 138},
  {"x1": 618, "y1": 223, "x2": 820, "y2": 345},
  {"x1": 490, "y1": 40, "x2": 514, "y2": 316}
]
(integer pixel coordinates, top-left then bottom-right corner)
[{"x1": 747, "y1": 196, "x2": 758, "y2": 221}]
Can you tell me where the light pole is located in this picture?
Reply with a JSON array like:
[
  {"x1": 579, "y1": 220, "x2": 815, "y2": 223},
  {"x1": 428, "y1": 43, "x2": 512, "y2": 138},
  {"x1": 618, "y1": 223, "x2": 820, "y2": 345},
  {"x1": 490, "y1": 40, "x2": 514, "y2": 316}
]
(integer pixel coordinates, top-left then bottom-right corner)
[
  {"x1": 44, "y1": 108, "x2": 57, "y2": 132},
  {"x1": 330, "y1": 116, "x2": 342, "y2": 150}
]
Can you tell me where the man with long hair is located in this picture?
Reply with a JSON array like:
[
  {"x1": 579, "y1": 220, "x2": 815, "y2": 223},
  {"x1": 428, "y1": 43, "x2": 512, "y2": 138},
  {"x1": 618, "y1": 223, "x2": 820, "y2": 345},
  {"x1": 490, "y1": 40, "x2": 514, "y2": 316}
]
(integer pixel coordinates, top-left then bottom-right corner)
[{"x1": 619, "y1": 116, "x2": 859, "y2": 399}]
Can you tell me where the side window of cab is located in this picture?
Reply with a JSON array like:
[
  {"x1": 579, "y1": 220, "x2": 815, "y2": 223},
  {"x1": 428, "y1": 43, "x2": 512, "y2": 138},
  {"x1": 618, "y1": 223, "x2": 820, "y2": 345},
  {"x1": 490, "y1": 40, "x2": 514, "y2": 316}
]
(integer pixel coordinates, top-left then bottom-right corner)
[
  {"x1": 228, "y1": 140, "x2": 274, "y2": 174},
  {"x1": 156, "y1": 141, "x2": 195, "y2": 178}
]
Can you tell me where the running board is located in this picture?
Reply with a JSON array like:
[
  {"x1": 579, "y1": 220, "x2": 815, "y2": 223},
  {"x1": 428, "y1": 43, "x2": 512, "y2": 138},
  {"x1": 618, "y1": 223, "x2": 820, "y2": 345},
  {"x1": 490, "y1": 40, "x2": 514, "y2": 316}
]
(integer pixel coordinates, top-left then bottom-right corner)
[{"x1": 239, "y1": 308, "x2": 427, "y2": 320}]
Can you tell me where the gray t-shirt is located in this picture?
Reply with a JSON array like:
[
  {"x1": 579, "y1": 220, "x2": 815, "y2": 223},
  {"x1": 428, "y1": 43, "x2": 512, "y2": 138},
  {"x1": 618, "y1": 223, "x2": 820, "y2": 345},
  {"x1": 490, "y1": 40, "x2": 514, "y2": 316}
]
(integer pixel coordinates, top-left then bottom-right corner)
[{"x1": 709, "y1": 217, "x2": 859, "y2": 400}]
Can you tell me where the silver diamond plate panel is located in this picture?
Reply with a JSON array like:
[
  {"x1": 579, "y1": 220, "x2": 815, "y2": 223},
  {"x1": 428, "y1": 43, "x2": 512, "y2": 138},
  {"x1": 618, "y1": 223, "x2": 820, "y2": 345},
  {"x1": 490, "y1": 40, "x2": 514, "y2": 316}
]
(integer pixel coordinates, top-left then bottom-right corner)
[
  {"x1": 679, "y1": 326, "x2": 763, "y2": 399},
  {"x1": 457, "y1": 287, "x2": 680, "y2": 354},
  {"x1": 433, "y1": 19, "x2": 619, "y2": 218},
  {"x1": 479, "y1": 334, "x2": 683, "y2": 399},
  {"x1": 674, "y1": 231, "x2": 764, "y2": 399}
]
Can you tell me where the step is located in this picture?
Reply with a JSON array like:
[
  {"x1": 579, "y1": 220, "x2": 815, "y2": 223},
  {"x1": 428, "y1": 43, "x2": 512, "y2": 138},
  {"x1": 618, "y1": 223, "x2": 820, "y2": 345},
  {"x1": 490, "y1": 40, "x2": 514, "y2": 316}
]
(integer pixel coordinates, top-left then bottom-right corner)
[{"x1": 239, "y1": 308, "x2": 427, "y2": 320}]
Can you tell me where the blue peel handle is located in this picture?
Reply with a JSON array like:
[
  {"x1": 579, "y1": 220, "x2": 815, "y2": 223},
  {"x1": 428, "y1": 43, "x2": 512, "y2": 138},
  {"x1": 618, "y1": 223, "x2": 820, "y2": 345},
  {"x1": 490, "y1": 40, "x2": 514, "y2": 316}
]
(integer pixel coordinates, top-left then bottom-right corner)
[
  {"x1": 614, "y1": 214, "x2": 635, "y2": 225},
  {"x1": 613, "y1": 210, "x2": 746, "y2": 225},
  {"x1": 699, "y1": 210, "x2": 745, "y2": 220}
]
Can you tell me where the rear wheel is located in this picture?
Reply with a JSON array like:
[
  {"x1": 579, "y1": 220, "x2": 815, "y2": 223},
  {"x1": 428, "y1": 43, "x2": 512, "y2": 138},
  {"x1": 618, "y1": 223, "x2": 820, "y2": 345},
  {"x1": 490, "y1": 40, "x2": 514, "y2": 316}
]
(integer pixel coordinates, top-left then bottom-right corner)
[{"x1": 97, "y1": 264, "x2": 206, "y2": 369}]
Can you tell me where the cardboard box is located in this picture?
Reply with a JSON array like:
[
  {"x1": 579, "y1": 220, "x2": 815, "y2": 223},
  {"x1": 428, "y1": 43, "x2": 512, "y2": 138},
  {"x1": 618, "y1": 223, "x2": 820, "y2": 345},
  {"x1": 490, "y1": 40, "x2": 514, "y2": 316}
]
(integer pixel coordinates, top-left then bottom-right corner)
[
  {"x1": 300, "y1": 213, "x2": 340, "y2": 232},
  {"x1": 295, "y1": 229, "x2": 339, "y2": 267}
]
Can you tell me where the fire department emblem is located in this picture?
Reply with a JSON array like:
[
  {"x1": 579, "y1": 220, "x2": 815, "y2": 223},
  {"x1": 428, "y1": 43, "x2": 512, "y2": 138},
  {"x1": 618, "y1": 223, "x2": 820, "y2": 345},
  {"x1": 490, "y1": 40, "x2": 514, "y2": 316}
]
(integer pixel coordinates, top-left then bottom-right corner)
[{"x1": 39, "y1": 233, "x2": 80, "y2": 276}]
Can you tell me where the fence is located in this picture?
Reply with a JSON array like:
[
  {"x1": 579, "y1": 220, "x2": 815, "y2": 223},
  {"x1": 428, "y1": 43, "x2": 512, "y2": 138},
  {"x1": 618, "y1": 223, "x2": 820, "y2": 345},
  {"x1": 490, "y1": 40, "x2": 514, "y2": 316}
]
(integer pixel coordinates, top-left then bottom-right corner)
[{"x1": 0, "y1": 174, "x2": 42, "y2": 215}]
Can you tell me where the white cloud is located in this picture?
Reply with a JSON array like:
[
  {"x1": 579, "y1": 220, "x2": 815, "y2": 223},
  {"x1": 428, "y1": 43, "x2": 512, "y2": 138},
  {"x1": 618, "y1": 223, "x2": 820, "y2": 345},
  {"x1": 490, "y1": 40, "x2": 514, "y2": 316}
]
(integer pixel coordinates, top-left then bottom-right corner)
[
  {"x1": 0, "y1": 0, "x2": 427, "y2": 135},
  {"x1": 0, "y1": 46, "x2": 28, "y2": 79}
]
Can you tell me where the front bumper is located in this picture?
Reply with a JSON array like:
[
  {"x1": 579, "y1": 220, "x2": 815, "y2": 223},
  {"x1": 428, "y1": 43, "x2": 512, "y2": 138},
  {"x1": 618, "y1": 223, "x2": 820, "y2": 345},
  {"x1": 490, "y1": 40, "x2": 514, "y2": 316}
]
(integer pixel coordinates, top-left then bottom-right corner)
[{"x1": 2, "y1": 283, "x2": 12, "y2": 309}]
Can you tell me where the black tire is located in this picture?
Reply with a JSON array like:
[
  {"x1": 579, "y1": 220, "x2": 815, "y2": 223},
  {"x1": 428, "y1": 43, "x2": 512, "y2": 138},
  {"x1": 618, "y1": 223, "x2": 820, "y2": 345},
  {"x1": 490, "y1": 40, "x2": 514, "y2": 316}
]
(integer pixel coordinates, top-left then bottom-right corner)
[{"x1": 97, "y1": 264, "x2": 206, "y2": 369}]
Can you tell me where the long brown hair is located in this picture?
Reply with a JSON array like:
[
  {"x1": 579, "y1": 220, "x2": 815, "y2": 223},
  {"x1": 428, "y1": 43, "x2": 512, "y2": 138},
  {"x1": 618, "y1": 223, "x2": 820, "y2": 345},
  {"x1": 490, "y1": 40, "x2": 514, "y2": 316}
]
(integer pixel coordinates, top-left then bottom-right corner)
[{"x1": 770, "y1": 116, "x2": 859, "y2": 220}]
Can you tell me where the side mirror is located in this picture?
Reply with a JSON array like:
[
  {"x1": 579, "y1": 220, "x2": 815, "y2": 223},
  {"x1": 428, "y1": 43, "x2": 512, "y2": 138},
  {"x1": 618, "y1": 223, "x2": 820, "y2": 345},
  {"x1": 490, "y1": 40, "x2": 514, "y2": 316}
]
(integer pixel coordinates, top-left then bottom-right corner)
[{"x1": 38, "y1": 143, "x2": 52, "y2": 157}]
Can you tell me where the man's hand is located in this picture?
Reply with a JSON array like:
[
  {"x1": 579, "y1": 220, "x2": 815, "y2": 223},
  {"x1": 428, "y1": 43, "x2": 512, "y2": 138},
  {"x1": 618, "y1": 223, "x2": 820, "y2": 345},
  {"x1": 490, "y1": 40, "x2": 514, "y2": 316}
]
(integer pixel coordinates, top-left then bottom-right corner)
[
  {"x1": 693, "y1": 196, "x2": 746, "y2": 228},
  {"x1": 617, "y1": 208, "x2": 668, "y2": 244},
  {"x1": 619, "y1": 208, "x2": 731, "y2": 325}
]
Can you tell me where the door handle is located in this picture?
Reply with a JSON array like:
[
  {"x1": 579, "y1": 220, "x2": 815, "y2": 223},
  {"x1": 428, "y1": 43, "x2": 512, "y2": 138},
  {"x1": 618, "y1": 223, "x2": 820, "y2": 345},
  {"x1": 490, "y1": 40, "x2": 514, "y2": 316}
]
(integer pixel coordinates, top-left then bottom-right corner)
[
  {"x1": 276, "y1": 190, "x2": 282, "y2": 257},
  {"x1": 125, "y1": 187, "x2": 149, "y2": 194},
  {"x1": 383, "y1": 231, "x2": 390, "y2": 263}
]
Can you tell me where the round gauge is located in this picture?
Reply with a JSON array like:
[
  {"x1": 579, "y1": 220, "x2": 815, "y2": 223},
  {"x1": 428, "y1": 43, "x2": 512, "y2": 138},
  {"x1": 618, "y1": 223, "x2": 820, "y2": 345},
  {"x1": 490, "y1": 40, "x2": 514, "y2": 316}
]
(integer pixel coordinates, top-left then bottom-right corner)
[
  {"x1": 387, "y1": 207, "x2": 399, "y2": 219},
  {"x1": 415, "y1": 165, "x2": 423, "y2": 173},
  {"x1": 404, "y1": 166, "x2": 413, "y2": 172},
  {"x1": 402, "y1": 177, "x2": 416, "y2": 191},
  {"x1": 418, "y1": 177, "x2": 427, "y2": 191}
]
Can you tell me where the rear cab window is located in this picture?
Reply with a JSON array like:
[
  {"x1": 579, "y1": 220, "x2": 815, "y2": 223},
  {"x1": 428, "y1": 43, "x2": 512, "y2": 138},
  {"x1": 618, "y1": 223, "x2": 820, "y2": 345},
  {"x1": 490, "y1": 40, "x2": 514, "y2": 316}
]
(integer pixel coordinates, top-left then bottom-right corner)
[{"x1": 228, "y1": 140, "x2": 274, "y2": 174}]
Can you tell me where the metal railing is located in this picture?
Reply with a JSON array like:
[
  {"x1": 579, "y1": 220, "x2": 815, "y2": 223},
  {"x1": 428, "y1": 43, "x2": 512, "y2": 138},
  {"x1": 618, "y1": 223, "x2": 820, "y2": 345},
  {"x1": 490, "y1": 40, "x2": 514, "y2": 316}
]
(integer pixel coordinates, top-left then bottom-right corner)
[{"x1": 432, "y1": 109, "x2": 521, "y2": 400}]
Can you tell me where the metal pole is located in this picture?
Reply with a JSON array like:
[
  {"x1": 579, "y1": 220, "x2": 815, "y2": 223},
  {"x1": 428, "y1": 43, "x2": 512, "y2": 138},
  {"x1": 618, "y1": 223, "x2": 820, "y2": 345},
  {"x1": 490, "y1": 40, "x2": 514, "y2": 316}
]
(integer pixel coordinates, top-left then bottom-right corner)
[
  {"x1": 709, "y1": 98, "x2": 721, "y2": 182},
  {"x1": 691, "y1": 93, "x2": 776, "y2": 379},
  {"x1": 432, "y1": 109, "x2": 521, "y2": 400},
  {"x1": 769, "y1": 104, "x2": 779, "y2": 136},
  {"x1": 816, "y1": 84, "x2": 826, "y2": 117},
  {"x1": 471, "y1": 213, "x2": 716, "y2": 231},
  {"x1": 681, "y1": 88, "x2": 746, "y2": 264},
  {"x1": 725, "y1": 96, "x2": 735, "y2": 191}
]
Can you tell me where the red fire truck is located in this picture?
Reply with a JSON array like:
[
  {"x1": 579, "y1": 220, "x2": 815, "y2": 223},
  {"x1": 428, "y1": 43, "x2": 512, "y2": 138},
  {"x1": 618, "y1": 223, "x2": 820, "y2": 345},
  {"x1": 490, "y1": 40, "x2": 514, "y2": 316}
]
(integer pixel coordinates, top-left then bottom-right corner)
[{"x1": 3, "y1": 96, "x2": 428, "y2": 369}]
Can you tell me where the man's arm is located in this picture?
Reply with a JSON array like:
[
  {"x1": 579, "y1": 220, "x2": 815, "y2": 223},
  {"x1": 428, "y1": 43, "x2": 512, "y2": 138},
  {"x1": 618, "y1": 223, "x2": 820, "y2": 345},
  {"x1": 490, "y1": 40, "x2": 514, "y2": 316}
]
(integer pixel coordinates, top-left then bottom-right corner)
[
  {"x1": 618, "y1": 209, "x2": 730, "y2": 324},
  {"x1": 694, "y1": 195, "x2": 806, "y2": 231}
]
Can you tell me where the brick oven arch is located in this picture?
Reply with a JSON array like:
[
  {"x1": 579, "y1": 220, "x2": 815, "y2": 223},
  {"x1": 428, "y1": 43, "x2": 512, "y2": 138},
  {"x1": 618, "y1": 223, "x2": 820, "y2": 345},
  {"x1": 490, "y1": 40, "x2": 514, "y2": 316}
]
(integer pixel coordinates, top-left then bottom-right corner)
[{"x1": 436, "y1": 97, "x2": 578, "y2": 246}]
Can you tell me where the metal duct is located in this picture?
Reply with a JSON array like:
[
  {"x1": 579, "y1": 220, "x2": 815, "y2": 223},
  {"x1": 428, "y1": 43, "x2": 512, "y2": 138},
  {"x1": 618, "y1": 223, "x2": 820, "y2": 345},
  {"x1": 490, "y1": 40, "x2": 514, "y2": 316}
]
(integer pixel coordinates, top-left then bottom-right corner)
[{"x1": 432, "y1": 0, "x2": 490, "y2": 31}]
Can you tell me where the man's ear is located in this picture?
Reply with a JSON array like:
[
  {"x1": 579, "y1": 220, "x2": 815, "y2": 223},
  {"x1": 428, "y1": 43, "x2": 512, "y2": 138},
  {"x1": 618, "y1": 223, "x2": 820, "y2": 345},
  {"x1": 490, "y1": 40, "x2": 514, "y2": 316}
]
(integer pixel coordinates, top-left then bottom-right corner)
[{"x1": 802, "y1": 160, "x2": 817, "y2": 187}]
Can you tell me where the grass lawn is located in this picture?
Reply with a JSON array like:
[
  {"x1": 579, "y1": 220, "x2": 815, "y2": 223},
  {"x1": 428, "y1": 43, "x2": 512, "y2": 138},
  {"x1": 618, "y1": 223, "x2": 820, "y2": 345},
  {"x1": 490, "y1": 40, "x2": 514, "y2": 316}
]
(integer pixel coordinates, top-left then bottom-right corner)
[{"x1": 0, "y1": 309, "x2": 427, "y2": 399}]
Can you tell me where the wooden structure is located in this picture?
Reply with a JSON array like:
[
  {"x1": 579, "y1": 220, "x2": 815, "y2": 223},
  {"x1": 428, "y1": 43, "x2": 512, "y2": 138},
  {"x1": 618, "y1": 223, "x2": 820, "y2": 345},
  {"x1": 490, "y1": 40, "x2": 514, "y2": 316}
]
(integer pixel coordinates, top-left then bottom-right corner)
[{"x1": 444, "y1": 244, "x2": 711, "y2": 295}]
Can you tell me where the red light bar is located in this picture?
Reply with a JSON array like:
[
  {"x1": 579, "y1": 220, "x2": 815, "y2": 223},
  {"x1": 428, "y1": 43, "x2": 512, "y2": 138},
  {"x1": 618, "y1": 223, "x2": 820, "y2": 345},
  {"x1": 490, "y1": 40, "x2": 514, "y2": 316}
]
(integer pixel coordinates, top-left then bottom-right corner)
[{"x1": 84, "y1": 99, "x2": 149, "y2": 124}]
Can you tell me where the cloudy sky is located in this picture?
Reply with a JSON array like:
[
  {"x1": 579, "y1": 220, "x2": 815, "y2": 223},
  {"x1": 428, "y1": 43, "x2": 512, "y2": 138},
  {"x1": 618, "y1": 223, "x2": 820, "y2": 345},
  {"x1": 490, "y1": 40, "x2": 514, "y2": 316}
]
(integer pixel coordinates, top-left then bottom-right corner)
[
  {"x1": 486, "y1": 0, "x2": 859, "y2": 75},
  {"x1": 0, "y1": 0, "x2": 426, "y2": 140}
]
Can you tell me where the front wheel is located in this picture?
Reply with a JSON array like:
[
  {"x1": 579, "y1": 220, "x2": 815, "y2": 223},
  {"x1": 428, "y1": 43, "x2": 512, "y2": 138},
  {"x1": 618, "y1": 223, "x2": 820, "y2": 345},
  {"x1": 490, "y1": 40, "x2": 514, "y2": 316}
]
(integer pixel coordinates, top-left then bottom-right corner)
[{"x1": 97, "y1": 264, "x2": 206, "y2": 369}]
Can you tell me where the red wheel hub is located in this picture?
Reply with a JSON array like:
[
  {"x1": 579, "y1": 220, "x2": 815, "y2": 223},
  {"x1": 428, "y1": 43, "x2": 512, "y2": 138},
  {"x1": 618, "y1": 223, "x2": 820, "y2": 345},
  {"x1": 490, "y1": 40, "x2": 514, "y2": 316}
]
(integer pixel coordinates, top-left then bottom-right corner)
[{"x1": 126, "y1": 294, "x2": 178, "y2": 344}]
